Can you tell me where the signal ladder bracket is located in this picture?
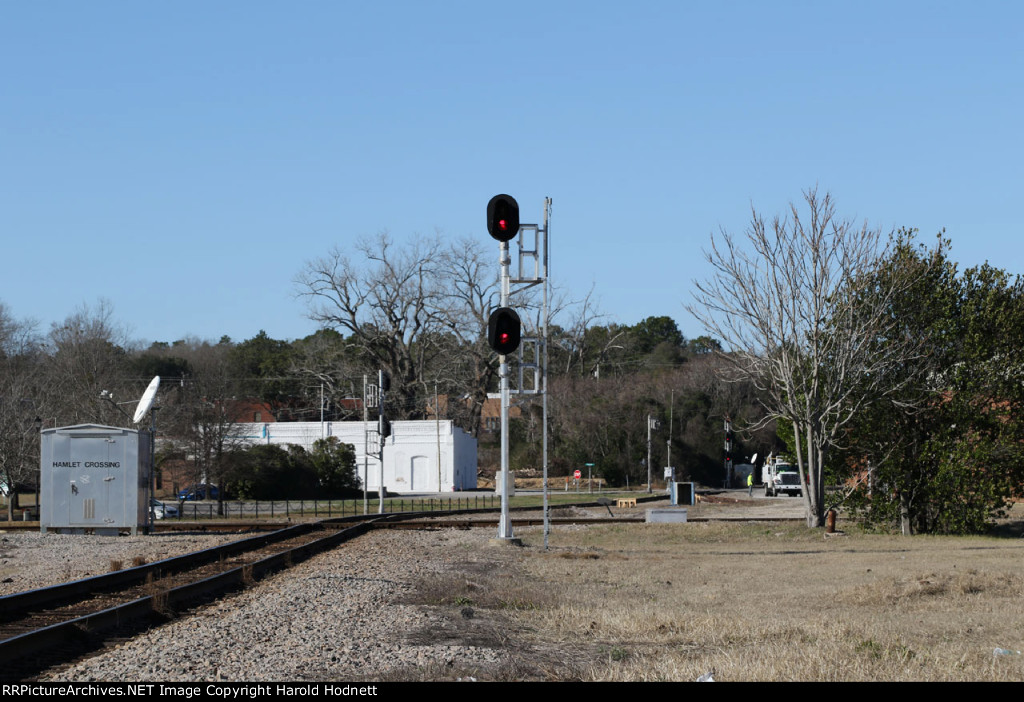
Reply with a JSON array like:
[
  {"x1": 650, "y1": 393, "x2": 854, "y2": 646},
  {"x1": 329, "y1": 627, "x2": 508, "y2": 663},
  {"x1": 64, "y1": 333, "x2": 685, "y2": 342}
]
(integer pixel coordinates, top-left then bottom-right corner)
[
  {"x1": 366, "y1": 384, "x2": 380, "y2": 409},
  {"x1": 365, "y1": 429, "x2": 383, "y2": 457},
  {"x1": 488, "y1": 337, "x2": 542, "y2": 398},
  {"x1": 489, "y1": 214, "x2": 549, "y2": 399},
  {"x1": 510, "y1": 223, "x2": 545, "y2": 288}
]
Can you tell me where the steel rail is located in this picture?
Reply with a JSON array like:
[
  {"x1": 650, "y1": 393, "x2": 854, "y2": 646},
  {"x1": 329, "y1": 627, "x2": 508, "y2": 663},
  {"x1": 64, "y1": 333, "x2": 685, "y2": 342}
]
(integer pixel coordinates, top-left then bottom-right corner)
[
  {"x1": 0, "y1": 497, "x2": 687, "y2": 680},
  {"x1": 0, "y1": 518, "x2": 380, "y2": 680}
]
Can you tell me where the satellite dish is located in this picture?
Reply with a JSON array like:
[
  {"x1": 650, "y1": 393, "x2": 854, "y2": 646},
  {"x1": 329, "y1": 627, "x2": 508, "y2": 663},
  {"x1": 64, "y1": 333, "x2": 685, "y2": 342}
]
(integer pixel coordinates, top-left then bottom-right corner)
[
  {"x1": 133, "y1": 376, "x2": 161, "y2": 424},
  {"x1": 751, "y1": 453, "x2": 758, "y2": 465}
]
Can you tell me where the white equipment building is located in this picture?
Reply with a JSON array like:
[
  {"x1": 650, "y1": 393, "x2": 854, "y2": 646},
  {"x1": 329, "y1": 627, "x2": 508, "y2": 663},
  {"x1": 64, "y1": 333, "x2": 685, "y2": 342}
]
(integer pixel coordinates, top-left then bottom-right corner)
[{"x1": 232, "y1": 420, "x2": 477, "y2": 494}]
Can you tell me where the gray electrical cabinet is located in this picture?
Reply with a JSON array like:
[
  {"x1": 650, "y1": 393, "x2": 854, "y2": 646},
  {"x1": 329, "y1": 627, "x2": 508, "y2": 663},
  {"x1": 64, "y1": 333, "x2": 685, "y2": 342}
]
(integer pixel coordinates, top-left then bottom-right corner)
[{"x1": 40, "y1": 424, "x2": 151, "y2": 535}]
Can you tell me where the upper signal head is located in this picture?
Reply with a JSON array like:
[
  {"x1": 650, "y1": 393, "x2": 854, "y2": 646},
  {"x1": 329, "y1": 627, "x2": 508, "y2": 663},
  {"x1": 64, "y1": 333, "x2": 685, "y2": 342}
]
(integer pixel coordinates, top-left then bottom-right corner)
[{"x1": 487, "y1": 194, "x2": 520, "y2": 242}]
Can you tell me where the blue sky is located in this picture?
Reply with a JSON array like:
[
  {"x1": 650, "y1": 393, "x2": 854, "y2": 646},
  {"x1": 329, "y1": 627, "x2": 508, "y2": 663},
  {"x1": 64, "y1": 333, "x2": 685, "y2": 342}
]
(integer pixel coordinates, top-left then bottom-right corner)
[{"x1": 2, "y1": 1, "x2": 1021, "y2": 346}]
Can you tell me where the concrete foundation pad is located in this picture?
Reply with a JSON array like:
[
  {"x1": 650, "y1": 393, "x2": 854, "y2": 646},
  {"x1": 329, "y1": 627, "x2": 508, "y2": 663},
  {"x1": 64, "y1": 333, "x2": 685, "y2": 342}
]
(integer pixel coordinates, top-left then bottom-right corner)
[{"x1": 646, "y1": 508, "x2": 688, "y2": 523}]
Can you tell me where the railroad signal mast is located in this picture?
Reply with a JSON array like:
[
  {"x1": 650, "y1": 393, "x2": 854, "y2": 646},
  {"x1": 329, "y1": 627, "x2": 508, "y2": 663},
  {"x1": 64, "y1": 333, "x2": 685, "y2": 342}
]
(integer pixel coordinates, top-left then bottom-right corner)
[
  {"x1": 724, "y1": 416, "x2": 734, "y2": 488},
  {"x1": 377, "y1": 370, "x2": 391, "y2": 514},
  {"x1": 486, "y1": 194, "x2": 550, "y2": 543},
  {"x1": 362, "y1": 371, "x2": 391, "y2": 515}
]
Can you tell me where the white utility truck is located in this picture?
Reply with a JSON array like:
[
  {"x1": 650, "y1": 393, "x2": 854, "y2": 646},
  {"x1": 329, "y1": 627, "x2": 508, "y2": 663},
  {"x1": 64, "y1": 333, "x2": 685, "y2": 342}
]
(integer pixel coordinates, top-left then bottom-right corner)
[{"x1": 761, "y1": 454, "x2": 803, "y2": 497}]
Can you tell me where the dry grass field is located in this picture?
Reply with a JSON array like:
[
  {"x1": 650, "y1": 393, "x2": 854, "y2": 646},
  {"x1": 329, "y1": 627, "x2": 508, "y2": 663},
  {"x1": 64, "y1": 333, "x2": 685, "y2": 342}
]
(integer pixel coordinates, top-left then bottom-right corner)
[{"x1": 400, "y1": 502, "x2": 1024, "y2": 681}]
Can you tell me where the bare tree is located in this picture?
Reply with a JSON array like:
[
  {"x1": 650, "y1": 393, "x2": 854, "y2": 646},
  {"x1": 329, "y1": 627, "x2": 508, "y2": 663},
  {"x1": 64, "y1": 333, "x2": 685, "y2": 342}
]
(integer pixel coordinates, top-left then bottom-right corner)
[
  {"x1": 428, "y1": 237, "x2": 501, "y2": 435},
  {"x1": 0, "y1": 303, "x2": 44, "y2": 517},
  {"x1": 288, "y1": 329, "x2": 366, "y2": 422},
  {"x1": 296, "y1": 233, "x2": 448, "y2": 419},
  {"x1": 549, "y1": 286, "x2": 626, "y2": 378},
  {"x1": 688, "y1": 188, "x2": 917, "y2": 527},
  {"x1": 173, "y1": 339, "x2": 245, "y2": 516},
  {"x1": 45, "y1": 300, "x2": 134, "y2": 426},
  {"x1": 298, "y1": 232, "x2": 577, "y2": 436}
]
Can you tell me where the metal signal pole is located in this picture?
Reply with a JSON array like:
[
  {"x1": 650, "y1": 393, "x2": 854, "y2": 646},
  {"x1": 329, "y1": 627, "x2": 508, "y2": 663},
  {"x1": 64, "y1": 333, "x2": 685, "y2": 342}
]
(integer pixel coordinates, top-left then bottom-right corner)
[
  {"x1": 497, "y1": 238, "x2": 513, "y2": 540},
  {"x1": 647, "y1": 414, "x2": 654, "y2": 493},
  {"x1": 541, "y1": 197, "x2": 551, "y2": 550},
  {"x1": 362, "y1": 374, "x2": 368, "y2": 515},
  {"x1": 378, "y1": 369, "x2": 388, "y2": 515}
]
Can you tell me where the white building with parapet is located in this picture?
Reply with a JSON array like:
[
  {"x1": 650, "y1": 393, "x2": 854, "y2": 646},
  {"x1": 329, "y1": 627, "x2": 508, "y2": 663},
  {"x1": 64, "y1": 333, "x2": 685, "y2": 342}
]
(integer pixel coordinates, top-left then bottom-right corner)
[{"x1": 231, "y1": 420, "x2": 477, "y2": 494}]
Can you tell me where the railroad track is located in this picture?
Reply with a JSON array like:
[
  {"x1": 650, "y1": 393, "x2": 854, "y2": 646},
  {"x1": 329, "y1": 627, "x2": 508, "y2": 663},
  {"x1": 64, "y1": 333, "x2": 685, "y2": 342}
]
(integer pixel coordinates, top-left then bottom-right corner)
[
  {"x1": 0, "y1": 516, "x2": 394, "y2": 681},
  {"x1": 0, "y1": 498, "x2": 676, "y2": 681}
]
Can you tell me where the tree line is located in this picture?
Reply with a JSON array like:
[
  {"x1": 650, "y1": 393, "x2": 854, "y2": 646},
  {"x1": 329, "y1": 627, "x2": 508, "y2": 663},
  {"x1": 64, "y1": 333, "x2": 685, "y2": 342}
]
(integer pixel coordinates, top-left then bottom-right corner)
[
  {"x1": 5, "y1": 195, "x2": 1020, "y2": 535},
  {"x1": 0, "y1": 251, "x2": 760, "y2": 511}
]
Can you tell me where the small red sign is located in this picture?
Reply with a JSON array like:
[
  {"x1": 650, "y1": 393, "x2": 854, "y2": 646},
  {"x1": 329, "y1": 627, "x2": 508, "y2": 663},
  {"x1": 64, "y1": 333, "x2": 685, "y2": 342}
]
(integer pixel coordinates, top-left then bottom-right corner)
[{"x1": 574, "y1": 469, "x2": 582, "y2": 479}]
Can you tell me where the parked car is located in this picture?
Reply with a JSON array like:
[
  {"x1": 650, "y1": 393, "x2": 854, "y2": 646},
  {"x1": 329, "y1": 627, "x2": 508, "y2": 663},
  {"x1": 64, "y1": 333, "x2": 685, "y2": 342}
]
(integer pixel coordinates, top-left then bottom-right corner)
[
  {"x1": 177, "y1": 484, "x2": 220, "y2": 501},
  {"x1": 150, "y1": 498, "x2": 179, "y2": 520}
]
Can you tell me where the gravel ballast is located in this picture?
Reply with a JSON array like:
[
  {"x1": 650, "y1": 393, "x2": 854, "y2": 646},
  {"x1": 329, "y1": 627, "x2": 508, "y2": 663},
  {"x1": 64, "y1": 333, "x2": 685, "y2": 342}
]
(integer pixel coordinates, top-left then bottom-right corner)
[
  {"x1": 0, "y1": 531, "x2": 246, "y2": 595},
  {"x1": 12, "y1": 528, "x2": 503, "y2": 681}
]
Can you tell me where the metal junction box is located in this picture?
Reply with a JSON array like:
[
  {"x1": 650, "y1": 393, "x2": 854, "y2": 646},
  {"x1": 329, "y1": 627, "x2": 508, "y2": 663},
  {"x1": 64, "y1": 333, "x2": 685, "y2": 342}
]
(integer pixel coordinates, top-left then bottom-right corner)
[{"x1": 40, "y1": 424, "x2": 151, "y2": 535}]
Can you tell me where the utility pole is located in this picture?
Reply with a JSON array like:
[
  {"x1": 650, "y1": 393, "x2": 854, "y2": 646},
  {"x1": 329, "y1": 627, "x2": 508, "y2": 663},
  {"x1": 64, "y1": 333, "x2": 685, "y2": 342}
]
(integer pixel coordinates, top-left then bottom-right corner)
[
  {"x1": 666, "y1": 390, "x2": 674, "y2": 481},
  {"x1": 148, "y1": 407, "x2": 158, "y2": 534},
  {"x1": 435, "y1": 380, "x2": 441, "y2": 492},
  {"x1": 378, "y1": 370, "x2": 390, "y2": 515},
  {"x1": 362, "y1": 374, "x2": 368, "y2": 515},
  {"x1": 646, "y1": 414, "x2": 659, "y2": 493}
]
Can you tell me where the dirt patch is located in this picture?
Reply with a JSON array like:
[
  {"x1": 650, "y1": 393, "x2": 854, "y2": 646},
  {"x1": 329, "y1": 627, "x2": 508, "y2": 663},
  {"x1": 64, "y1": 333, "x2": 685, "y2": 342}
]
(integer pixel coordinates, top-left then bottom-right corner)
[
  {"x1": 400, "y1": 555, "x2": 573, "y2": 681},
  {"x1": 402, "y1": 558, "x2": 554, "y2": 611},
  {"x1": 404, "y1": 606, "x2": 507, "y2": 649}
]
